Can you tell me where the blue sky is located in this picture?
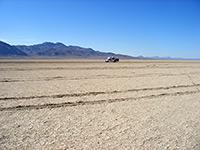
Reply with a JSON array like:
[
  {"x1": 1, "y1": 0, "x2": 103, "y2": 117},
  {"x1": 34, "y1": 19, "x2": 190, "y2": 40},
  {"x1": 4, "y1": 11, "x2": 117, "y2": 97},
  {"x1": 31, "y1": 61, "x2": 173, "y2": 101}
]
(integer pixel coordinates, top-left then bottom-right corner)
[{"x1": 0, "y1": 0, "x2": 200, "y2": 58}]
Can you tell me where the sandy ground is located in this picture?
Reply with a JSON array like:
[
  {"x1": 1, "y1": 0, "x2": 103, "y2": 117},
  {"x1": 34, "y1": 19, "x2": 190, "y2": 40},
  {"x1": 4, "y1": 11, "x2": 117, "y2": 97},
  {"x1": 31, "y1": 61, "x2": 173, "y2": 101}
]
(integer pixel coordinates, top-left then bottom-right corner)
[{"x1": 0, "y1": 59, "x2": 200, "y2": 150}]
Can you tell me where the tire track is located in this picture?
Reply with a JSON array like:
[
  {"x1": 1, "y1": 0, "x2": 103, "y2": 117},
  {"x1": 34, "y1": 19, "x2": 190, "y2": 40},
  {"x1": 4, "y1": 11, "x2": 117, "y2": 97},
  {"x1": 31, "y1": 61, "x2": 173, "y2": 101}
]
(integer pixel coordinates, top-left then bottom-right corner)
[
  {"x1": 0, "y1": 73, "x2": 192, "y2": 83},
  {"x1": 1, "y1": 71, "x2": 199, "y2": 83},
  {"x1": 0, "y1": 66, "x2": 198, "y2": 71},
  {"x1": 1, "y1": 84, "x2": 200, "y2": 101},
  {"x1": 0, "y1": 90, "x2": 199, "y2": 111}
]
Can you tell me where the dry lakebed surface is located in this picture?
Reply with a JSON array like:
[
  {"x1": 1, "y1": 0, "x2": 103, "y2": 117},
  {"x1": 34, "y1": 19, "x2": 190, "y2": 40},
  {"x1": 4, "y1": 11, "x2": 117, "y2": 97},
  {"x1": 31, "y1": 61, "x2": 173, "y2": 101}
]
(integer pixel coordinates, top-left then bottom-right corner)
[{"x1": 0, "y1": 59, "x2": 200, "y2": 150}]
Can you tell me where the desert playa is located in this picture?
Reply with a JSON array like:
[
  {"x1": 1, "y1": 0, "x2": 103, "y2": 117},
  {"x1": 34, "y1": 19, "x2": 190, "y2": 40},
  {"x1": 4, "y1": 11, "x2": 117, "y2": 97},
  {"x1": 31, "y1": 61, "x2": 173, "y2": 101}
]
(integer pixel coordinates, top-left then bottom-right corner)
[{"x1": 0, "y1": 59, "x2": 200, "y2": 149}]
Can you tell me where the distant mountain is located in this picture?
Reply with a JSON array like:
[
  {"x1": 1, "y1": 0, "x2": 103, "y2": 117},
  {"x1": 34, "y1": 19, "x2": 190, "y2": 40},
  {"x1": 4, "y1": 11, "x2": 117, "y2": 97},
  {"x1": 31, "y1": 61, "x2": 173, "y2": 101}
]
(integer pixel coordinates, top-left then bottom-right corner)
[
  {"x1": 144, "y1": 56, "x2": 200, "y2": 60},
  {"x1": 0, "y1": 41, "x2": 27, "y2": 56},
  {"x1": 2, "y1": 41, "x2": 198, "y2": 60},
  {"x1": 12, "y1": 41, "x2": 135, "y2": 59}
]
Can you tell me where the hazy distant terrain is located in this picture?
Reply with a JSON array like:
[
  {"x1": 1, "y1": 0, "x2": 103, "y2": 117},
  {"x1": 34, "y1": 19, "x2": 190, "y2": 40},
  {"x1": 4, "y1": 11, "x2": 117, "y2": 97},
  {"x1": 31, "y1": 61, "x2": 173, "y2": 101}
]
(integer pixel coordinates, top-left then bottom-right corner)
[{"x1": 0, "y1": 59, "x2": 200, "y2": 149}]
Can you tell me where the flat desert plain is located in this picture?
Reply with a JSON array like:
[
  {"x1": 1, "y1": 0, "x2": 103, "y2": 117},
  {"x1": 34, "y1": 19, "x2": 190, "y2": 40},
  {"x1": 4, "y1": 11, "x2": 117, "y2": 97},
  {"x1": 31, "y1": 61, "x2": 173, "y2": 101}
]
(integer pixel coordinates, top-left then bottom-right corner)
[{"x1": 0, "y1": 59, "x2": 200, "y2": 150}]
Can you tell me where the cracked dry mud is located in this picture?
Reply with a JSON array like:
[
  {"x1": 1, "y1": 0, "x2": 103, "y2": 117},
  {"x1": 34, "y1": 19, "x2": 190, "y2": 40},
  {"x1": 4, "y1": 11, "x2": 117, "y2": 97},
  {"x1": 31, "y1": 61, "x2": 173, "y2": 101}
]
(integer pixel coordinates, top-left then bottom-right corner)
[{"x1": 0, "y1": 59, "x2": 200, "y2": 150}]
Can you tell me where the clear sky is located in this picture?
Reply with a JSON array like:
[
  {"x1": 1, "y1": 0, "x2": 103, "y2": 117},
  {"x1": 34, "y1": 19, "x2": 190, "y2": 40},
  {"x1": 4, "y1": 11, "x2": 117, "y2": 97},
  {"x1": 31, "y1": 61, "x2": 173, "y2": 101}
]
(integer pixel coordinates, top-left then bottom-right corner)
[{"x1": 0, "y1": 0, "x2": 200, "y2": 58}]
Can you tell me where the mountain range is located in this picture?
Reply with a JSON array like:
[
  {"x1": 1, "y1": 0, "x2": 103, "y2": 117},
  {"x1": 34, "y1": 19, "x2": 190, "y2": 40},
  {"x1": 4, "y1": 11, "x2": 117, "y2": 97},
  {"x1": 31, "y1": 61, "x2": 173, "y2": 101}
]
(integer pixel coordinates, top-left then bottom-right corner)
[
  {"x1": 0, "y1": 41, "x2": 27, "y2": 56},
  {"x1": 0, "y1": 41, "x2": 199, "y2": 60},
  {"x1": 0, "y1": 41, "x2": 135, "y2": 59}
]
